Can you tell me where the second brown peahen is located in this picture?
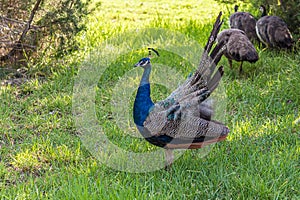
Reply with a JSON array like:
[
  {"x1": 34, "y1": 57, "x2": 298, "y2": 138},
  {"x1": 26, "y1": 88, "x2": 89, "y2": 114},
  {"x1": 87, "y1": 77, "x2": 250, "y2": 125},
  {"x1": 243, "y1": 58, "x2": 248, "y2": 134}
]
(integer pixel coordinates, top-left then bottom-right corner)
[{"x1": 133, "y1": 12, "x2": 229, "y2": 168}]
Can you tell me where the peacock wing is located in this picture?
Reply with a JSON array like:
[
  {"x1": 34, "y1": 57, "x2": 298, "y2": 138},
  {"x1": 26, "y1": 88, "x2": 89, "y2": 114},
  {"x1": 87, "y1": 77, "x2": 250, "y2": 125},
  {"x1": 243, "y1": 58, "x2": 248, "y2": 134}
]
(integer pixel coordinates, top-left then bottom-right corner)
[{"x1": 144, "y1": 107, "x2": 228, "y2": 139}]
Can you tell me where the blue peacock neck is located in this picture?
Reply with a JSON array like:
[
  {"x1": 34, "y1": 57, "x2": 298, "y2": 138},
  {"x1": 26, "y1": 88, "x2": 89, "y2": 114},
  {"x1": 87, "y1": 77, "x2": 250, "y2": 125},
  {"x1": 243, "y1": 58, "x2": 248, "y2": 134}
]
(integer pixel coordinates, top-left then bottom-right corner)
[
  {"x1": 133, "y1": 66, "x2": 154, "y2": 127},
  {"x1": 139, "y1": 66, "x2": 151, "y2": 86}
]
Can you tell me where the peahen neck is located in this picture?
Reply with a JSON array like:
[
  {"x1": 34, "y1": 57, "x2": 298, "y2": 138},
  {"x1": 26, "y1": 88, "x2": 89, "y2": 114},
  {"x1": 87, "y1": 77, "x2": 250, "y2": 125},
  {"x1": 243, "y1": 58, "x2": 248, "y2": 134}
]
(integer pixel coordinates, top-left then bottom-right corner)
[
  {"x1": 261, "y1": 7, "x2": 267, "y2": 17},
  {"x1": 133, "y1": 66, "x2": 154, "y2": 127}
]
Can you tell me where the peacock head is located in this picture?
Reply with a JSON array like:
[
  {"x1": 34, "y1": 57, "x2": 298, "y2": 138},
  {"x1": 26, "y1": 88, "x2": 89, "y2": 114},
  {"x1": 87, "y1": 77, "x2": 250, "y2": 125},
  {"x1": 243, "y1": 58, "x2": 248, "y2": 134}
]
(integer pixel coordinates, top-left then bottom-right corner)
[
  {"x1": 134, "y1": 48, "x2": 159, "y2": 68},
  {"x1": 134, "y1": 57, "x2": 151, "y2": 68}
]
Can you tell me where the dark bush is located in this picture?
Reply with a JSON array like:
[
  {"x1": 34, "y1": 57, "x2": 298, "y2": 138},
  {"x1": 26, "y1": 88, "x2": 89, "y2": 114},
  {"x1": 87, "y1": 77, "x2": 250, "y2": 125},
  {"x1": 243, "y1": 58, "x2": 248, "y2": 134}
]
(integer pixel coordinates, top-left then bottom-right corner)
[
  {"x1": 0, "y1": 0, "x2": 97, "y2": 69},
  {"x1": 35, "y1": 0, "x2": 93, "y2": 57}
]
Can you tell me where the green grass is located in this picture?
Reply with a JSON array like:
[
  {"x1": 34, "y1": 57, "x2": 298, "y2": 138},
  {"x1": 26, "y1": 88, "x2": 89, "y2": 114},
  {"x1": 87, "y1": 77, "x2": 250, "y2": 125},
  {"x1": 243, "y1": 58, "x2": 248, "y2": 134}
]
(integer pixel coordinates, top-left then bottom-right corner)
[{"x1": 1, "y1": 0, "x2": 300, "y2": 199}]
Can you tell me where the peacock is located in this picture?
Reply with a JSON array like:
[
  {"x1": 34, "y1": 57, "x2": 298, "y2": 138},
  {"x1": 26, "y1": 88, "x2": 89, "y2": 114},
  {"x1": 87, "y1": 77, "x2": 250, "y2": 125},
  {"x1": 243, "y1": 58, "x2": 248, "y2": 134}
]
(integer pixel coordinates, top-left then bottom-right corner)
[
  {"x1": 133, "y1": 12, "x2": 229, "y2": 167},
  {"x1": 229, "y1": 5, "x2": 259, "y2": 44},
  {"x1": 216, "y1": 29, "x2": 259, "y2": 74},
  {"x1": 256, "y1": 5, "x2": 293, "y2": 49}
]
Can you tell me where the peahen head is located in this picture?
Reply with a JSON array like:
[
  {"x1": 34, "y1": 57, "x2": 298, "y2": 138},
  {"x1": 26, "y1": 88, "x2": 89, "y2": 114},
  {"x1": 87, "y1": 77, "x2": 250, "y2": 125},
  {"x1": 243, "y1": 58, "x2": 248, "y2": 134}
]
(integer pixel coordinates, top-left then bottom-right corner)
[
  {"x1": 134, "y1": 48, "x2": 159, "y2": 68},
  {"x1": 259, "y1": 5, "x2": 267, "y2": 17},
  {"x1": 234, "y1": 5, "x2": 238, "y2": 12}
]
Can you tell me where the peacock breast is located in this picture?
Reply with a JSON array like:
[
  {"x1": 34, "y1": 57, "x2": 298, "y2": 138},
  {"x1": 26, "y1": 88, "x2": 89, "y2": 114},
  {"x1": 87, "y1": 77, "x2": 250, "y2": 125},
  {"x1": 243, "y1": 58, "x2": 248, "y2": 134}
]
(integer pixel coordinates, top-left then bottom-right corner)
[{"x1": 133, "y1": 83, "x2": 154, "y2": 126}]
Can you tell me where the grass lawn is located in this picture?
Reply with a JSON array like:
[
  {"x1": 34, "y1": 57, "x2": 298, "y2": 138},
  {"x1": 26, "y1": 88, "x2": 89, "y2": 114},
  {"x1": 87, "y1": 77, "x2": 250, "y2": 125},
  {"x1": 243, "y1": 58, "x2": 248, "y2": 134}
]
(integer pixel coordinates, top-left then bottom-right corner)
[{"x1": 1, "y1": 0, "x2": 299, "y2": 199}]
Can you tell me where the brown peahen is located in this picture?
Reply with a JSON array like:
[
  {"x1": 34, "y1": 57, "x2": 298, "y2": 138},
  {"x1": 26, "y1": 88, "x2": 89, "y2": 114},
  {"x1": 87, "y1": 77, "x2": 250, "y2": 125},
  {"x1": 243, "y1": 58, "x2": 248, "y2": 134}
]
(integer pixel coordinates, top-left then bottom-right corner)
[
  {"x1": 229, "y1": 5, "x2": 259, "y2": 43},
  {"x1": 133, "y1": 12, "x2": 229, "y2": 168},
  {"x1": 256, "y1": 5, "x2": 293, "y2": 49},
  {"x1": 216, "y1": 29, "x2": 259, "y2": 74}
]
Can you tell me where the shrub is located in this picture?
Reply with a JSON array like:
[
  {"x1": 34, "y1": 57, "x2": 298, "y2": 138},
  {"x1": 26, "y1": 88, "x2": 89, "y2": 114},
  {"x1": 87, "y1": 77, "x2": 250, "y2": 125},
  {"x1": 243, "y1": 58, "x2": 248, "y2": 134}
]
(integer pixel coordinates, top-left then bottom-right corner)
[{"x1": 0, "y1": 0, "x2": 97, "y2": 69}]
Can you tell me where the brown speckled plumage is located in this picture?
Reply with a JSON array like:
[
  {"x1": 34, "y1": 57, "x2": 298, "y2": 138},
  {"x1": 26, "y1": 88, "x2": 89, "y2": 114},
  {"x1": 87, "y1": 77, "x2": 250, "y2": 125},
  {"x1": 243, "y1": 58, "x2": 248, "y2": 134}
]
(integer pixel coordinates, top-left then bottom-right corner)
[
  {"x1": 256, "y1": 5, "x2": 293, "y2": 49},
  {"x1": 229, "y1": 5, "x2": 259, "y2": 43},
  {"x1": 217, "y1": 29, "x2": 259, "y2": 74}
]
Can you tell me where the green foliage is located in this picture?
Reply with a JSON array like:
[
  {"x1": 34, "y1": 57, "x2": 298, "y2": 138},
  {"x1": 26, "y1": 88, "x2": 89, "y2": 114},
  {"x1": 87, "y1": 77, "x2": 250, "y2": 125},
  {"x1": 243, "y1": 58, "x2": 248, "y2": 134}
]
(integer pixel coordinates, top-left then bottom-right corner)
[
  {"x1": 36, "y1": 0, "x2": 94, "y2": 57},
  {"x1": 0, "y1": 0, "x2": 98, "y2": 72},
  {"x1": 0, "y1": 0, "x2": 299, "y2": 199}
]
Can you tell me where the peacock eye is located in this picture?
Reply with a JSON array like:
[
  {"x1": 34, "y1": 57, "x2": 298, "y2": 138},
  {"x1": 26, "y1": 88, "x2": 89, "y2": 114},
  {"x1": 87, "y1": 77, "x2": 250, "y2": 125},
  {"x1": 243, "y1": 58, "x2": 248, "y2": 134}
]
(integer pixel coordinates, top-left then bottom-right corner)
[{"x1": 139, "y1": 59, "x2": 149, "y2": 66}]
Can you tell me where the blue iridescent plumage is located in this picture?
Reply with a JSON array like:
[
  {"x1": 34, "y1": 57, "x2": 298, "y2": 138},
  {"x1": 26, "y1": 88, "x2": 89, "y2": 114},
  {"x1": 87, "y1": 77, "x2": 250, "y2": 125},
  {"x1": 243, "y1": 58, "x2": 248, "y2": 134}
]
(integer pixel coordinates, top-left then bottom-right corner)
[{"x1": 133, "y1": 83, "x2": 154, "y2": 126}]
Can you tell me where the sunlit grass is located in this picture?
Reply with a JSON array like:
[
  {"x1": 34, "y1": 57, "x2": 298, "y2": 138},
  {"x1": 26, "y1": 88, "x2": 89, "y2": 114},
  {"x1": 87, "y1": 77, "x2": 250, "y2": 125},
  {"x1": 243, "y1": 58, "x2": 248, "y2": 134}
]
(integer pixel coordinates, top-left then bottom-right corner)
[{"x1": 1, "y1": 0, "x2": 299, "y2": 199}]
